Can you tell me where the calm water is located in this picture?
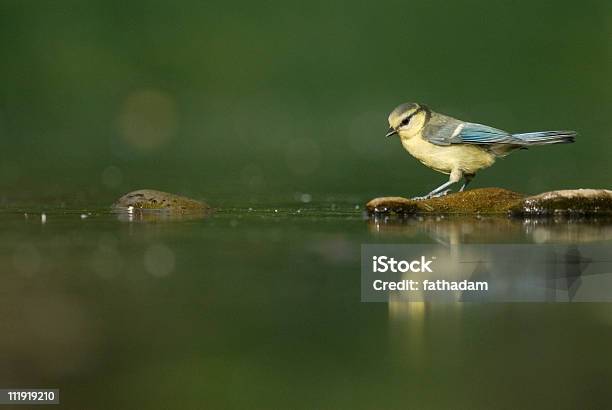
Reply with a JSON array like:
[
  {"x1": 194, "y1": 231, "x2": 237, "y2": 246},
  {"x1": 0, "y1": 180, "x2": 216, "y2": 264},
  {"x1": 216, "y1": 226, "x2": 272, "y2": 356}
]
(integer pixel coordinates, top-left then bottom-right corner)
[{"x1": 1, "y1": 206, "x2": 612, "y2": 409}]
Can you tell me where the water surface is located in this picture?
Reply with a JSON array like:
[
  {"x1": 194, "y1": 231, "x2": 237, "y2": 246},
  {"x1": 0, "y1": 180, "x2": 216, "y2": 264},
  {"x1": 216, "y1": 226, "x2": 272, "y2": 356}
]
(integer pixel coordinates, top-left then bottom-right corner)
[{"x1": 1, "y1": 206, "x2": 612, "y2": 409}]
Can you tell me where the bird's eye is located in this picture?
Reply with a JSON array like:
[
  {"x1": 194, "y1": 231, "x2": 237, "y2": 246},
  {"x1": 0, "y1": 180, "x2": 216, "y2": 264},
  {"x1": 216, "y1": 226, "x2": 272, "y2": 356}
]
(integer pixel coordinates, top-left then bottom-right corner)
[{"x1": 400, "y1": 115, "x2": 412, "y2": 126}]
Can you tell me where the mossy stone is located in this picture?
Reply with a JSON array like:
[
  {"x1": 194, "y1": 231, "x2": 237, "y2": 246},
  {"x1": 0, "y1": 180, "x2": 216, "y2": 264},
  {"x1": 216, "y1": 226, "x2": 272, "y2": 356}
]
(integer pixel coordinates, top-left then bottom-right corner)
[
  {"x1": 367, "y1": 188, "x2": 524, "y2": 215},
  {"x1": 112, "y1": 189, "x2": 210, "y2": 212}
]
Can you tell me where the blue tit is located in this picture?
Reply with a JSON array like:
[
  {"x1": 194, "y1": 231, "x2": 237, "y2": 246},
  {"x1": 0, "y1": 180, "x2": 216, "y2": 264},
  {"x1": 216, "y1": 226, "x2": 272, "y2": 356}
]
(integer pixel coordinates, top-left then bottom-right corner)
[{"x1": 386, "y1": 103, "x2": 576, "y2": 199}]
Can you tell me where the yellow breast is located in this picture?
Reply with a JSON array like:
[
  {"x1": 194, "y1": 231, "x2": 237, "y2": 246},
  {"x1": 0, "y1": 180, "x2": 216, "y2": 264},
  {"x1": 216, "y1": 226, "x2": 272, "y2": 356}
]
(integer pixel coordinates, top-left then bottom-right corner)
[{"x1": 400, "y1": 132, "x2": 495, "y2": 175}]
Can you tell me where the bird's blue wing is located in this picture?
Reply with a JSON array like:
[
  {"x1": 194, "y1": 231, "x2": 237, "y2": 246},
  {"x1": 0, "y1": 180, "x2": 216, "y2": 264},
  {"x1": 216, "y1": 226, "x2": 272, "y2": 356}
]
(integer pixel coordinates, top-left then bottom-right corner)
[
  {"x1": 423, "y1": 116, "x2": 519, "y2": 146},
  {"x1": 456, "y1": 122, "x2": 518, "y2": 145}
]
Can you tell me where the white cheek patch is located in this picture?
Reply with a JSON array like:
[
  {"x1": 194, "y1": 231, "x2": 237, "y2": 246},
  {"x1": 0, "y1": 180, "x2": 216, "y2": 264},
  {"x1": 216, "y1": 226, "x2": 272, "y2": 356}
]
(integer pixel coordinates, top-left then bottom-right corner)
[{"x1": 451, "y1": 123, "x2": 465, "y2": 139}]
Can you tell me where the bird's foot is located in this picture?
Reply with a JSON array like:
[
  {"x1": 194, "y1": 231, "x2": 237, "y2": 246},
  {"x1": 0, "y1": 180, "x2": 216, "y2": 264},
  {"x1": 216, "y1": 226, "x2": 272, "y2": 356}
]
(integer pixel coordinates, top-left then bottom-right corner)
[
  {"x1": 410, "y1": 195, "x2": 429, "y2": 201},
  {"x1": 431, "y1": 189, "x2": 452, "y2": 198},
  {"x1": 411, "y1": 190, "x2": 452, "y2": 201}
]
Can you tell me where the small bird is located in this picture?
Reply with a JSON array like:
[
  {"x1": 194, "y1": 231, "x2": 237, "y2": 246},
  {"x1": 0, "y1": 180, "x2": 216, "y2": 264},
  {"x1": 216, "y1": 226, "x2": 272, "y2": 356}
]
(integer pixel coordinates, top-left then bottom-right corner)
[{"x1": 386, "y1": 103, "x2": 576, "y2": 199}]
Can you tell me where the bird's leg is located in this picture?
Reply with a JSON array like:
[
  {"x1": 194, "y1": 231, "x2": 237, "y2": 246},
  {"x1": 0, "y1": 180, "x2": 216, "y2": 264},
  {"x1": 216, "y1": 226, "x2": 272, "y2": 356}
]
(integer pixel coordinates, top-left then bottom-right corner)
[
  {"x1": 412, "y1": 170, "x2": 463, "y2": 200},
  {"x1": 459, "y1": 174, "x2": 474, "y2": 192}
]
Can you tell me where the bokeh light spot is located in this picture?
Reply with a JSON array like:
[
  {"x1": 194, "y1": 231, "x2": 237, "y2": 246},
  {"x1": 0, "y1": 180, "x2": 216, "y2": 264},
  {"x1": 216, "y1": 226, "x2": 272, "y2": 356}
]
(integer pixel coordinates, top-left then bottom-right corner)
[
  {"x1": 117, "y1": 89, "x2": 178, "y2": 151},
  {"x1": 144, "y1": 244, "x2": 175, "y2": 277}
]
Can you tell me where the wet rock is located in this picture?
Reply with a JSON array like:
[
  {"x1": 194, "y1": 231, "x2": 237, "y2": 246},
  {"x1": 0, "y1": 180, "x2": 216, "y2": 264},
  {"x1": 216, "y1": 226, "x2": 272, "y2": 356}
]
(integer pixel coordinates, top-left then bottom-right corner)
[
  {"x1": 511, "y1": 189, "x2": 612, "y2": 217},
  {"x1": 112, "y1": 189, "x2": 211, "y2": 212},
  {"x1": 366, "y1": 188, "x2": 524, "y2": 215}
]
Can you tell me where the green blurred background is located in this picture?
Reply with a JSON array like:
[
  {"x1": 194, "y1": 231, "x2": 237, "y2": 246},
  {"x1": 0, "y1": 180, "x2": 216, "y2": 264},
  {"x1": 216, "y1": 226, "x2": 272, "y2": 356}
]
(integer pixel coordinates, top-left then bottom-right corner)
[
  {"x1": 1, "y1": 0, "x2": 609, "y2": 206},
  {"x1": 1, "y1": 2, "x2": 612, "y2": 410}
]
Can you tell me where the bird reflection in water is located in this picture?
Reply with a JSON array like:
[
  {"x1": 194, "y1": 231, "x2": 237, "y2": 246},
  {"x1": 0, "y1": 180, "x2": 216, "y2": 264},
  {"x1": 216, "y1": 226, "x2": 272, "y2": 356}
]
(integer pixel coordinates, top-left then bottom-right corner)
[{"x1": 368, "y1": 214, "x2": 612, "y2": 354}]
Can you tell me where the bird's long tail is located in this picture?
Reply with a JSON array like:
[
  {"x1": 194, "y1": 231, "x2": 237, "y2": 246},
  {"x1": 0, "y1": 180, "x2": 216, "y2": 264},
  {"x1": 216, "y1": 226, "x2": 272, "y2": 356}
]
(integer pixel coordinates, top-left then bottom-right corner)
[{"x1": 512, "y1": 130, "x2": 576, "y2": 145}]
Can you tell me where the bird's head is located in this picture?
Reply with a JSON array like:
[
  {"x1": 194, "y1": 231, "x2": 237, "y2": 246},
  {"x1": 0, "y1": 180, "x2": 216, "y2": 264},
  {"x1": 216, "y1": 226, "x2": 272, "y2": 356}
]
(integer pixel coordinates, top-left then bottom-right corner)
[{"x1": 386, "y1": 102, "x2": 430, "y2": 138}]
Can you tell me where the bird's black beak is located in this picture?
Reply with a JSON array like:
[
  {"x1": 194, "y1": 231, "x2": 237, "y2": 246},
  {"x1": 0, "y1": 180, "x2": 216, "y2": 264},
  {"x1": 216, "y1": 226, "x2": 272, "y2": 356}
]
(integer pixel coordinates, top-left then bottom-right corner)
[{"x1": 385, "y1": 127, "x2": 398, "y2": 138}]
